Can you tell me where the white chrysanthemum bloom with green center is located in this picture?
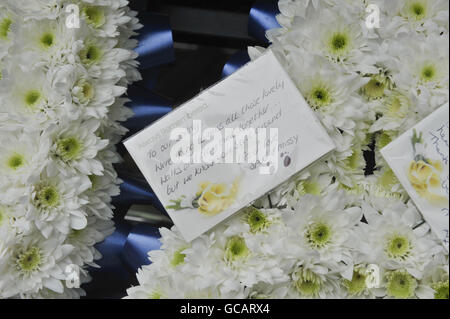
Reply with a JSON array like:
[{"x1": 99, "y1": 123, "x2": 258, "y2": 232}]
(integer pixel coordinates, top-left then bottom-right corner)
[
  {"x1": 13, "y1": 17, "x2": 80, "y2": 70},
  {"x1": 8, "y1": 0, "x2": 63, "y2": 20},
  {"x1": 375, "y1": 0, "x2": 449, "y2": 36},
  {"x1": 81, "y1": 3, "x2": 132, "y2": 38},
  {"x1": 0, "y1": 131, "x2": 49, "y2": 187},
  {"x1": 0, "y1": 234, "x2": 74, "y2": 298},
  {"x1": 352, "y1": 175, "x2": 407, "y2": 212},
  {"x1": 341, "y1": 264, "x2": 376, "y2": 298},
  {"x1": 289, "y1": 56, "x2": 370, "y2": 135},
  {"x1": 421, "y1": 258, "x2": 450, "y2": 299},
  {"x1": 0, "y1": 68, "x2": 51, "y2": 128},
  {"x1": 386, "y1": 34, "x2": 449, "y2": 112},
  {"x1": 52, "y1": 64, "x2": 127, "y2": 119},
  {"x1": 288, "y1": 259, "x2": 344, "y2": 299},
  {"x1": 48, "y1": 119, "x2": 109, "y2": 176},
  {"x1": 27, "y1": 170, "x2": 90, "y2": 238},
  {"x1": 76, "y1": 31, "x2": 133, "y2": 82},
  {"x1": 0, "y1": 5, "x2": 14, "y2": 56},
  {"x1": 285, "y1": 192, "x2": 362, "y2": 269},
  {"x1": 274, "y1": 163, "x2": 333, "y2": 209},
  {"x1": 370, "y1": 90, "x2": 420, "y2": 134},
  {"x1": 359, "y1": 202, "x2": 443, "y2": 278},
  {"x1": 277, "y1": 4, "x2": 377, "y2": 73}
]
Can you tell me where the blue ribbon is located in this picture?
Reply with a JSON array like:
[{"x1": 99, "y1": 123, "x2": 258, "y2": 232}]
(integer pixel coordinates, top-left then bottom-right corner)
[
  {"x1": 222, "y1": 0, "x2": 280, "y2": 77},
  {"x1": 222, "y1": 51, "x2": 251, "y2": 78},
  {"x1": 113, "y1": 176, "x2": 166, "y2": 213},
  {"x1": 124, "y1": 85, "x2": 172, "y2": 136},
  {"x1": 248, "y1": 0, "x2": 281, "y2": 44},
  {"x1": 136, "y1": 12, "x2": 175, "y2": 70}
]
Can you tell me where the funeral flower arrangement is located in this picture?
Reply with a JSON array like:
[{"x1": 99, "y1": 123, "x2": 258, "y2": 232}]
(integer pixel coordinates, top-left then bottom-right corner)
[
  {"x1": 127, "y1": 0, "x2": 449, "y2": 299},
  {"x1": 0, "y1": 0, "x2": 140, "y2": 298}
]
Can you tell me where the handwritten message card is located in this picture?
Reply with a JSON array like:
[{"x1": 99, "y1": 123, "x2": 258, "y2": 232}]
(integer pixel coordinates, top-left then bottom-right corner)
[
  {"x1": 381, "y1": 103, "x2": 449, "y2": 251},
  {"x1": 124, "y1": 50, "x2": 335, "y2": 241}
]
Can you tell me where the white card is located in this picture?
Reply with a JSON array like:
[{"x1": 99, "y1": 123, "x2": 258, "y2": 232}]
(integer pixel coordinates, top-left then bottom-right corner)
[
  {"x1": 124, "y1": 50, "x2": 335, "y2": 242},
  {"x1": 381, "y1": 103, "x2": 449, "y2": 251}
]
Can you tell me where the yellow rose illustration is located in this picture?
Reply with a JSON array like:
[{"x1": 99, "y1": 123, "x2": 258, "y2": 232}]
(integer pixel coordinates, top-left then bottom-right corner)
[
  {"x1": 195, "y1": 179, "x2": 240, "y2": 216},
  {"x1": 407, "y1": 159, "x2": 447, "y2": 206}
]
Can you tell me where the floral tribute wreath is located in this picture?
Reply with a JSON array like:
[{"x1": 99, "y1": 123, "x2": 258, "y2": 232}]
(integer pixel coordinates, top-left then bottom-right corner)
[
  {"x1": 126, "y1": 0, "x2": 449, "y2": 299},
  {"x1": 0, "y1": 0, "x2": 145, "y2": 298}
]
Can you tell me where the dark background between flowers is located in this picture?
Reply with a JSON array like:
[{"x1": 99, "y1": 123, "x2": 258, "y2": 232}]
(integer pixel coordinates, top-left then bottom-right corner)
[{"x1": 134, "y1": 0, "x2": 265, "y2": 106}]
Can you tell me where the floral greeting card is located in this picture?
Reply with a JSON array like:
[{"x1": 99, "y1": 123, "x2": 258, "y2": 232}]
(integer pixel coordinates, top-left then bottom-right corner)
[{"x1": 382, "y1": 103, "x2": 449, "y2": 251}]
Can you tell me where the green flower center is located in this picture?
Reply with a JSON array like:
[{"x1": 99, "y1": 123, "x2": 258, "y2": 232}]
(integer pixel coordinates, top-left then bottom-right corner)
[
  {"x1": 386, "y1": 235, "x2": 412, "y2": 260},
  {"x1": 294, "y1": 268, "x2": 323, "y2": 297},
  {"x1": 7, "y1": 153, "x2": 25, "y2": 170},
  {"x1": 83, "y1": 6, "x2": 106, "y2": 28},
  {"x1": 376, "y1": 132, "x2": 393, "y2": 149},
  {"x1": 0, "y1": 206, "x2": 5, "y2": 226},
  {"x1": 16, "y1": 247, "x2": 43, "y2": 275},
  {"x1": 35, "y1": 184, "x2": 60, "y2": 209},
  {"x1": 362, "y1": 75, "x2": 387, "y2": 100},
  {"x1": 24, "y1": 90, "x2": 42, "y2": 108},
  {"x1": 225, "y1": 236, "x2": 249, "y2": 263},
  {"x1": 79, "y1": 45, "x2": 103, "y2": 66},
  {"x1": 306, "y1": 222, "x2": 332, "y2": 249},
  {"x1": 328, "y1": 32, "x2": 350, "y2": 58},
  {"x1": 344, "y1": 269, "x2": 368, "y2": 295},
  {"x1": 408, "y1": 2, "x2": 427, "y2": 20},
  {"x1": 345, "y1": 148, "x2": 362, "y2": 170},
  {"x1": 308, "y1": 86, "x2": 332, "y2": 110},
  {"x1": 0, "y1": 18, "x2": 12, "y2": 40},
  {"x1": 420, "y1": 64, "x2": 437, "y2": 82},
  {"x1": 386, "y1": 270, "x2": 417, "y2": 299},
  {"x1": 56, "y1": 137, "x2": 83, "y2": 161},
  {"x1": 245, "y1": 207, "x2": 269, "y2": 233},
  {"x1": 75, "y1": 79, "x2": 95, "y2": 103},
  {"x1": 433, "y1": 281, "x2": 449, "y2": 299},
  {"x1": 40, "y1": 32, "x2": 55, "y2": 49},
  {"x1": 171, "y1": 248, "x2": 186, "y2": 267},
  {"x1": 148, "y1": 291, "x2": 163, "y2": 299},
  {"x1": 379, "y1": 169, "x2": 399, "y2": 191}
]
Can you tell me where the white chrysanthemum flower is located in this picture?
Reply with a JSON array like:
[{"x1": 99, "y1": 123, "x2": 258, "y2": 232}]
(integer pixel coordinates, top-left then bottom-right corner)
[
  {"x1": 7, "y1": 0, "x2": 63, "y2": 21},
  {"x1": 287, "y1": 55, "x2": 371, "y2": 134},
  {"x1": 76, "y1": 29, "x2": 132, "y2": 81},
  {"x1": 285, "y1": 258, "x2": 345, "y2": 299},
  {"x1": 79, "y1": 2, "x2": 132, "y2": 38},
  {"x1": 277, "y1": 4, "x2": 378, "y2": 73},
  {"x1": 0, "y1": 5, "x2": 15, "y2": 58},
  {"x1": 52, "y1": 64, "x2": 126, "y2": 119},
  {"x1": 387, "y1": 33, "x2": 449, "y2": 113},
  {"x1": 284, "y1": 192, "x2": 362, "y2": 269},
  {"x1": 420, "y1": 256, "x2": 449, "y2": 299},
  {"x1": 47, "y1": 119, "x2": 109, "y2": 176},
  {"x1": 0, "y1": 130, "x2": 50, "y2": 187},
  {"x1": 65, "y1": 218, "x2": 113, "y2": 268},
  {"x1": 12, "y1": 17, "x2": 80, "y2": 70},
  {"x1": 0, "y1": 234, "x2": 73, "y2": 298},
  {"x1": 0, "y1": 68, "x2": 65, "y2": 131},
  {"x1": 82, "y1": 164, "x2": 120, "y2": 220},
  {"x1": 375, "y1": 0, "x2": 449, "y2": 37},
  {"x1": 26, "y1": 169, "x2": 90, "y2": 238},
  {"x1": 357, "y1": 202, "x2": 443, "y2": 279}
]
